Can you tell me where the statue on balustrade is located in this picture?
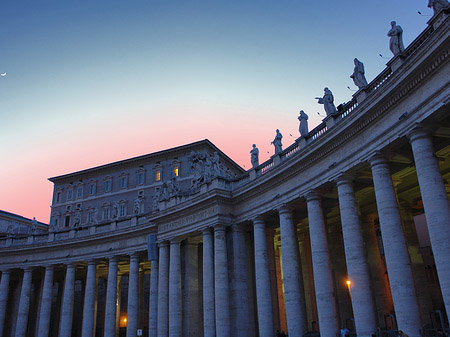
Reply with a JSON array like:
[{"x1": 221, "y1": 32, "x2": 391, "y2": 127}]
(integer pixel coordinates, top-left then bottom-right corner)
[
  {"x1": 250, "y1": 144, "x2": 259, "y2": 168},
  {"x1": 428, "y1": 0, "x2": 450, "y2": 15},
  {"x1": 298, "y1": 110, "x2": 309, "y2": 137},
  {"x1": 316, "y1": 87, "x2": 337, "y2": 116},
  {"x1": 271, "y1": 129, "x2": 283, "y2": 154},
  {"x1": 31, "y1": 217, "x2": 38, "y2": 233},
  {"x1": 387, "y1": 21, "x2": 404, "y2": 56},
  {"x1": 350, "y1": 58, "x2": 368, "y2": 89},
  {"x1": 134, "y1": 197, "x2": 143, "y2": 214},
  {"x1": 73, "y1": 212, "x2": 81, "y2": 227}
]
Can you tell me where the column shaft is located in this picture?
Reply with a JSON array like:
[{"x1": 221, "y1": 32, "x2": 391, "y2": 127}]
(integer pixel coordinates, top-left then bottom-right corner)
[
  {"x1": 279, "y1": 206, "x2": 307, "y2": 337},
  {"x1": 214, "y1": 225, "x2": 231, "y2": 337},
  {"x1": 336, "y1": 176, "x2": 377, "y2": 335},
  {"x1": 82, "y1": 261, "x2": 97, "y2": 337},
  {"x1": 0, "y1": 270, "x2": 11, "y2": 337},
  {"x1": 60, "y1": 263, "x2": 76, "y2": 337},
  {"x1": 169, "y1": 240, "x2": 181, "y2": 337},
  {"x1": 149, "y1": 259, "x2": 159, "y2": 337},
  {"x1": 409, "y1": 128, "x2": 450, "y2": 316},
  {"x1": 370, "y1": 154, "x2": 421, "y2": 336},
  {"x1": 306, "y1": 193, "x2": 339, "y2": 337},
  {"x1": 157, "y1": 242, "x2": 170, "y2": 337},
  {"x1": 232, "y1": 225, "x2": 250, "y2": 336},
  {"x1": 15, "y1": 268, "x2": 33, "y2": 337},
  {"x1": 37, "y1": 266, "x2": 54, "y2": 337},
  {"x1": 253, "y1": 218, "x2": 275, "y2": 336},
  {"x1": 203, "y1": 228, "x2": 215, "y2": 337},
  {"x1": 104, "y1": 257, "x2": 118, "y2": 337},
  {"x1": 126, "y1": 253, "x2": 139, "y2": 337}
]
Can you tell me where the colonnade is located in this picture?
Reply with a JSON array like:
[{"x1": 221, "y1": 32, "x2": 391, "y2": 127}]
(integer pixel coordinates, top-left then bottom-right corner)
[{"x1": 0, "y1": 127, "x2": 449, "y2": 337}]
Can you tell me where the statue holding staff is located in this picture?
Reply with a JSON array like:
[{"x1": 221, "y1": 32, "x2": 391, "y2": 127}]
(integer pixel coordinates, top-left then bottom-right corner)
[{"x1": 316, "y1": 87, "x2": 337, "y2": 117}]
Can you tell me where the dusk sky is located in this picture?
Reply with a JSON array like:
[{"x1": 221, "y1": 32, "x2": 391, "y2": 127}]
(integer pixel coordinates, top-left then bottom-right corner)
[{"x1": 1, "y1": 0, "x2": 432, "y2": 223}]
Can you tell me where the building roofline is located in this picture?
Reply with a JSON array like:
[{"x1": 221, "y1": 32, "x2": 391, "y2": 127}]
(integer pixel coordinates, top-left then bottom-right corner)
[
  {"x1": 48, "y1": 139, "x2": 245, "y2": 183},
  {"x1": 0, "y1": 210, "x2": 48, "y2": 227}
]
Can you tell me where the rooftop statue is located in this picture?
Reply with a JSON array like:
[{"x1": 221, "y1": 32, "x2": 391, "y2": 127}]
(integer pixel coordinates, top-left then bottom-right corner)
[
  {"x1": 298, "y1": 110, "x2": 309, "y2": 137},
  {"x1": 428, "y1": 0, "x2": 450, "y2": 15},
  {"x1": 271, "y1": 129, "x2": 283, "y2": 154},
  {"x1": 250, "y1": 144, "x2": 259, "y2": 168},
  {"x1": 316, "y1": 87, "x2": 337, "y2": 117},
  {"x1": 387, "y1": 21, "x2": 404, "y2": 56},
  {"x1": 350, "y1": 58, "x2": 368, "y2": 89}
]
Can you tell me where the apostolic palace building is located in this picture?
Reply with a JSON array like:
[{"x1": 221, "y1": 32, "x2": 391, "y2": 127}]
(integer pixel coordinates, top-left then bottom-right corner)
[{"x1": 1, "y1": 7, "x2": 450, "y2": 337}]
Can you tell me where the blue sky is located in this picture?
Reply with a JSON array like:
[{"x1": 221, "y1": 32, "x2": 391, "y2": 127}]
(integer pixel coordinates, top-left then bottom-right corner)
[{"x1": 0, "y1": 0, "x2": 432, "y2": 221}]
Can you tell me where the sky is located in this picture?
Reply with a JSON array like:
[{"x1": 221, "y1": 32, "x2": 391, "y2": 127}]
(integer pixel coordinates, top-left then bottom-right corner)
[{"x1": 0, "y1": 0, "x2": 433, "y2": 223}]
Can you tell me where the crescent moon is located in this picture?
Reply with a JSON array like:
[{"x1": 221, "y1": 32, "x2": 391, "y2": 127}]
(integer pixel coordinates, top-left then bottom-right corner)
[{"x1": 0, "y1": 73, "x2": 6, "y2": 76}]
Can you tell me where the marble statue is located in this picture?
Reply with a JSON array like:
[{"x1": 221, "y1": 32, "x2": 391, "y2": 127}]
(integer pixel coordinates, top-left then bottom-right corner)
[
  {"x1": 112, "y1": 202, "x2": 119, "y2": 219},
  {"x1": 428, "y1": 0, "x2": 450, "y2": 15},
  {"x1": 316, "y1": 88, "x2": 337, "y2": 116},
  {"x1": 271, "y1": 129, "x2": 283, "y2": 154},
  {"x1": 167, "y1": 177, "x2": 180, "y2": 197},
  {"x1": 212, "y1": 152, "x2": 220, "y2": 175},
  {"x1": 134, "y1": 197, "x2": 142, "y2": 215},
  {"x1": 152, "y1": 195, "x2": 159, "y2": 211},
  {"x1": 73, "y1": 212, "x2": 81, "y2": 227},
  {"x1": 298, "y1": 110, "x2": 309, "y2": 137},
  {"x1": 31, "y1": 217, "x2": 38, "y2": 233},
  {"x1": 250, "y1": 144, "x2": 259, "y2": 168},
  {"x1": 350, "y1": 58, "x2": 368, "y2": 89},
  {"x1": 7, "y1": 225, "x2": 14, "y2": 236},
  {"x1": 93, "y1": 208, "x2": 98, "y2": 224},
  {"x1": 387, "y1": 21, "x2": 404, "y2": 56}
]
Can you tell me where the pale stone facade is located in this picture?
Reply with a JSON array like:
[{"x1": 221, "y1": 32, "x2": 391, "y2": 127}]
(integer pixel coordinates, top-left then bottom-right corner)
[{"x1": 1, "y1": 11, "x2": 450, "y2": 337}]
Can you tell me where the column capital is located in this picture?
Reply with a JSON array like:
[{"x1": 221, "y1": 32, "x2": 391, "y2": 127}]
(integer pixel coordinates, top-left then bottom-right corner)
[
  {"x1": 335, "y1": 173, "x2": 355, "y2": 186},
  {"x1": 306, "y1": 190, "x2": 321, "y2": 202},
  {"x1": 23, "y1": 267, "x2": 33, "y2": 273},
  {"x1": 87, "y1": 260, "x2": 97, "y2": 266},
  {"x1": 129, "y1": 252, "x2": 140, "y2": 261},
  {"x1": 169, "y1": 237, "x2": 182, "y2": 245},
  {"x1": 43, "y1": 264, "x2": 55, "y2": 271},
  {"x1": 202, "y1": 227, "x2": 213, "y2": 235},
  {"x1": 108, "y1": 256, "x2": 118, "y2": 264},
  {"x1": 232, "y1": 223, "x2": 245, "y2": 232},
  {"x1": 252, "y1": 215, "x2": 265, "y2": 227},
  {"x1": 406, "y1": 124, "x2": 432, "y2": 143},
  {"x1": 158, "y1": 240, "x2": 169, "y2": 248},
  {"x1": 368, "y1": 151, "x2": 389, "y2": 168},
  {"x1": 0, "y1": 269, "x2": 11, "y2": 275},
  {"x1": 213, "y1": 224, "x2": 228, "y2": 232},
  {"x1": 278, "y1": 204, "x2": 293, "y2": 215}
]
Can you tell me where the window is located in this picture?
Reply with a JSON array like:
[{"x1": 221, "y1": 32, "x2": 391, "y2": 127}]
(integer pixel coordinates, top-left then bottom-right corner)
[
  {"x1": 120, "y1": 176, "x2": 128, "y2": 189},
  {"x1": 137, "y1": 172, "x2": 144, "y2": 185},
  {"x1": 138, "y1": 190, "x2": 144, "y2": 197},
  {"x1": 155, "y1": 169, "x2": 161, "y2": 181},
  {"x1": 56, "y1": 191, "x2": 62, "y2": 203},
  {"x1": 119, "y1": 203, "x2": 127, "y2": 217},
  {"x1": 173, "y1": 165, "x2": 179, "y2": 177},
  {"x1": 89, "y1": 182, "x2": 97, "y2": 195},
  {"x1": 76, "y1": 186, "x2": 83, "y2": 199},
  {"x1": 67, "y1": 189, "x2": 73, "y2": 201},
  {"x1": 64, "y1": 215, "x2": 70, "y2": 227},
  {"x1": 104, "y1": 179, "x2": 112, "y2": 193},
  {"x1": 76, "y1": 203, "x2": 82, "y2": 210},
  {"x1": 103, "y1": 207, "x2": 110, "y2": 220}
]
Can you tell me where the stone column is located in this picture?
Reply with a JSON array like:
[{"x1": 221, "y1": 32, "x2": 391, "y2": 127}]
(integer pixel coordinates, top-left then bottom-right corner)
[
  {"x1": 149, "y1": 259, "x2": 159, "y2": 337},
  {"x1": 0, "y1": 270, "x2": 11, "y2": 337},
  {"x1": 104, "y1": 257, "x2": 118, "y2": 337},
  {"x1": 214, "y1": 225, "x2": 231, "y2": 337},
  {"x1": 408, "y1": 127, "x2": 450, "y2": 316},
  {"x1": 81, "y1": 260, "x2": 97, "y2": 337},
  {"x1": 306, "y1": 192, "x2": 339, "y2": 337},
  {"x1": 336, "y1": 175, "x2": 377, "y2": 336},
  {"x1": 16, "y1": 267, "x2": 33, "y2": 337},
  {"x1": 158, "y1": 241, "x2": 170, "y2": 337},
  {"x1": 169, "y1": 239, "x2": 181, "y2": 337},
  {"x1": 232, "y1": 224, "x2": 250, "y2": 336},
  {"x1": 183, "y1": 242, "x2": 200, "y2": 337},
  {"x1": 279, "y1": 205, "x2": 307, "y2": 336},
  {"x1": 253, "y1": 217, "x2": 275, "y2": 336},
  {"x1": 60, "y1": 263, "x2": 76, "y2": 337},
  {"x1": 202, "y1": 228, "x2": 215, "y2": 337},
  {"x1": 37, "y1": 265, "x2": 54, "y2": 337},
  {"x1": 126, "y1": 253, "x2": 139, "y2": 337},
  {"x1": 369, "y1": 153, "x2": 421, "y2": 336}
]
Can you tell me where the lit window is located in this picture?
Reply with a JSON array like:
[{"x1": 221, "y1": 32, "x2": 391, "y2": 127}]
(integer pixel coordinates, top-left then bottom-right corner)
[
  {"x1": 89, "y1": 183, "x2": 97, "y2": 195},
  {"x1": 156, "y1": 170, "x2": 161, "y2": 181},
  {"x1": 67, "y1": 189, "x2": 73, "y2": 201},
  {"x1": 77, "y1": 186, "x2": 83, "y2": 199},
  {"x1": 173, "y1": 165, "x2": 179, "y2": 177}
]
